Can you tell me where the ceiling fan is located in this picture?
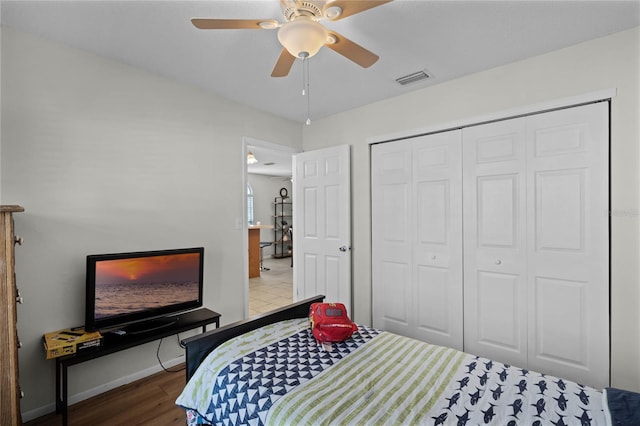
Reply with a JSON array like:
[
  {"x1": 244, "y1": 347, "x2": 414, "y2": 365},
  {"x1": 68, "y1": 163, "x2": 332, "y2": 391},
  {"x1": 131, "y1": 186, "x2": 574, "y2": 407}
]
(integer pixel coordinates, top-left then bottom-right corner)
[{"x1": 191, "y1": 0, "x2": 392, "y2": 77}]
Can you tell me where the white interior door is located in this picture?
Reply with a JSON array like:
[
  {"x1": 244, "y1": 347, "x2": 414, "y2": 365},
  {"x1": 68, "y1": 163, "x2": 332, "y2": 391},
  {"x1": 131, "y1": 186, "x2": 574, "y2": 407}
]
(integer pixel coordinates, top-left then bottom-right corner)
[
  {"x1": 293, "y1": 145, "x2": 352, "y2": 312},
  {"x1": 525, "y1": 102, "x2": 609, "y2": 389},
  {"x1": 463, "y1": 117, "x2": 529, "y2": 368},
  {"x1": 372, "y1": 131, "x2": 463, "y2": 350}
]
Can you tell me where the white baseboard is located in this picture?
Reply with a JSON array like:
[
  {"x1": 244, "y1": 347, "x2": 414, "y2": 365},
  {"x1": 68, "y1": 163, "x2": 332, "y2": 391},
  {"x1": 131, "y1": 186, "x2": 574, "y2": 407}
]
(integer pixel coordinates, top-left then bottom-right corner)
[{"x1": 21, "y1": 355, "x2": 185, "y2": 422}]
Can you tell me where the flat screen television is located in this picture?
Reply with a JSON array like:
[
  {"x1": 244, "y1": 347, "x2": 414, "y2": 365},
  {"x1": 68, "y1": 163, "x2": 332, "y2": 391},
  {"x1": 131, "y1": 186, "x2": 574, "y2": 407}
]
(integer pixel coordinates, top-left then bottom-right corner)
[{"x1": 85, "y1": 247, "x2": 204, "y2": 333}]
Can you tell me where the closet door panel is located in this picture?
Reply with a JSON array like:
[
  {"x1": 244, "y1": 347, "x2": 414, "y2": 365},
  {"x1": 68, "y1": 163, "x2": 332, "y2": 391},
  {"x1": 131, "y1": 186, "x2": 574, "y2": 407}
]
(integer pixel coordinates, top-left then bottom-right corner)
[
  {"x1": 463, "y1": 118, "x2": 528, "y2": 368},
  {"x1": 378, "y1": 261, "x2": 411, "y2": 327},
  {"x1": 534, "y1": 277, "x2": 588, "y2": 364},
  {"x1": 372, "y1": 140, "x2": 414, "y2": 336},
  {"x1": 535, "y1": 170, "x2": 585, "y2": 251},
  {"x1": 417, "y1": 180, "x2": 449, "y2": 245},
  {"x1": 477, "y1": 174, "x2": 519, "y2": 248},
  {"x1": 373, "y1": 181, "x2": 412, "y2": 334},
  {"x1": 416, "y1": 265, "x2": 450, "y2": 335},
  {"x1": 475, "y1": 271, "x2": 521, "y2": 352},
  {"x1": 372, "y1": 130, "x2": 463, "y2": 349},
  {"x1": 526, "y1": 102, "x2": 609, "y2": 389},
  {"x1": 413, "y1": 131, "x2": 463, "y2": 349}
]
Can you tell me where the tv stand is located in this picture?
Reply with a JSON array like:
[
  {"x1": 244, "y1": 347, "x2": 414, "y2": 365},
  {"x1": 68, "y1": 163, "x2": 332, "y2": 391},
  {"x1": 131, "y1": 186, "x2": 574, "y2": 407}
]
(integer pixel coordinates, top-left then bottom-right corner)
[
  {"x1": 54, "y1": 307, "x2": 220, "y2": 426},
  {"x1": 121, "y1": 316, "x2": 178, "y2": 335}
]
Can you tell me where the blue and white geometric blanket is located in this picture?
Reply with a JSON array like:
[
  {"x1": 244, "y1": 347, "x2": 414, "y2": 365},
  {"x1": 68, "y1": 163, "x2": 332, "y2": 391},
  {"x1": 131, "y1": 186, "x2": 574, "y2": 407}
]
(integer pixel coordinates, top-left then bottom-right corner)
[
  {"x1": 177, "y1": 318, "x2": 606, "y2": 425},
  {"x1": 176, "y1": 319, "x2": 379, "y2": 425}
]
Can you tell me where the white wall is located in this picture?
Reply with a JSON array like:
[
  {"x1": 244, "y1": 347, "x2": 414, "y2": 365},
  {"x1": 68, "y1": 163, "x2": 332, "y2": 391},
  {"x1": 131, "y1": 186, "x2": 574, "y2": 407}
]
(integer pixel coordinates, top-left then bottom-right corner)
[
  {"x1": 303, "y1": 27, "x2": 640, "y2": 392},
  {"x1": 0, "y1": 27, "x2": 302, "y2": 417}
]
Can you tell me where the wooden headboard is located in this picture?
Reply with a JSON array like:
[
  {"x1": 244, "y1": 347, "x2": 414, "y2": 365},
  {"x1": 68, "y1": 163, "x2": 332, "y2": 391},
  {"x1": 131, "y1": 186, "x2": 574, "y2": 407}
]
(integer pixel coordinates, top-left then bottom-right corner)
[{"x1": 182, "y1": 295, "x2": 325, "y2": 381}]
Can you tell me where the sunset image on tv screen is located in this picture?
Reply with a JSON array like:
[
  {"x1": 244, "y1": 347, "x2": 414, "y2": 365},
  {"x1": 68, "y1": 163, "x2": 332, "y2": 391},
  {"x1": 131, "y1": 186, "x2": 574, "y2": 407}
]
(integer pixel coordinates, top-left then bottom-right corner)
[{"x1": 94, "y1": 253, "x2": 200, "y2": 318}]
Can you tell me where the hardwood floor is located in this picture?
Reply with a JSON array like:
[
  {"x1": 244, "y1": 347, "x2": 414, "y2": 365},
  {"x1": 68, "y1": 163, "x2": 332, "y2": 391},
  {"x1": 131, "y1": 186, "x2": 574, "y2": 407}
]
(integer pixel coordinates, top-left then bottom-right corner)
[{"x1": 25, "y1": 365, "x2": 187, "y2": 425}]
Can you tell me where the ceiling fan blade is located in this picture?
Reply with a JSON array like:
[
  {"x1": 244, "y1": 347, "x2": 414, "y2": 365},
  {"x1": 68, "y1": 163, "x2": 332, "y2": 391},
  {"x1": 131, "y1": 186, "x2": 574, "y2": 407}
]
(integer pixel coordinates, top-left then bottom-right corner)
[
  {"x1": 191, "y1": 18, "x2": 277, "y2": 30},
  {"x1": 325, "y1": 31, "x2": 379, "y2": 68},
  {"x1": 271, "y1": 49, "x2": 297, "y2": 77},
  {"x1": 323, "y1": 0, "x2": 392, "y2": 21}
]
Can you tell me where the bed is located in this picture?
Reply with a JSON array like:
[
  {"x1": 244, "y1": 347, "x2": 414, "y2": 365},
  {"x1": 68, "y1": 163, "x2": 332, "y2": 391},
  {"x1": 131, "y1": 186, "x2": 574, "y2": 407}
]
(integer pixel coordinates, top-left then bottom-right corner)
[{"x1": 177, "y1": 295, "x2": 639, "y2": 425}]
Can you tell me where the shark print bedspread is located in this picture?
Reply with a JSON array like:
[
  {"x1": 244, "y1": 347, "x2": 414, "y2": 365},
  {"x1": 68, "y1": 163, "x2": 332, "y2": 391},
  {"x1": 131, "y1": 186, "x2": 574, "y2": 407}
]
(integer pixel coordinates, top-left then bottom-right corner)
[
  {"x1": 426, "y1": 356, "x2": 605, "y2": 425},
  {"x1": 177, "y1": 318, "x2": 605, "y2": 425}
]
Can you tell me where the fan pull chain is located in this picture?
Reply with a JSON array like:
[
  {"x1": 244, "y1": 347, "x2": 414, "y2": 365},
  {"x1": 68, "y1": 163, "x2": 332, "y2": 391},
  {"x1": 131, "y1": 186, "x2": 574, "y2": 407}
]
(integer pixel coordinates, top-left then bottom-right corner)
[
  {"x1": 301, "y1": 55, "x2": 306, "y2": 96},
  {"x1": 304, "y1": 57, "x2": 311, "y2": 125}
]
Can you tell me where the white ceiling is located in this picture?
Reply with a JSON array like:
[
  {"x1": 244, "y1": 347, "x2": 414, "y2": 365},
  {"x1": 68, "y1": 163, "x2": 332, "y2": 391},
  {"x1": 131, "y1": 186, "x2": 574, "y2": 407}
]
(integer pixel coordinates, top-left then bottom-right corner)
[
  {"x1": 2, "y1": 0, "x2": 639, "y2": 175},
  {"x1": 247, "y1": 142, "x2": 298, "y2": 177}
]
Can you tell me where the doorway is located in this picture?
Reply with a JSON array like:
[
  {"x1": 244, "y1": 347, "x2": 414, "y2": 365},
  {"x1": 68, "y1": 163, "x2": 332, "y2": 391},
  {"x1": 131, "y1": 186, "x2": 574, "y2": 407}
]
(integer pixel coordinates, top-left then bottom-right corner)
[{"x1": 244, "y1": 137, "x2": 298, "y2": 317}]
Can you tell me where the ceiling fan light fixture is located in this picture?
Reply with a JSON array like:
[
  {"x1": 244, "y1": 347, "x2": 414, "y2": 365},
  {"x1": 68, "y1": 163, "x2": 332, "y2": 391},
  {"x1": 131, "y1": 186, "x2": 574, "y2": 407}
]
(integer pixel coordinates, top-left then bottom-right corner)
[{"x1": 277, "y1": 17, "x2": 328, "y2": 58}]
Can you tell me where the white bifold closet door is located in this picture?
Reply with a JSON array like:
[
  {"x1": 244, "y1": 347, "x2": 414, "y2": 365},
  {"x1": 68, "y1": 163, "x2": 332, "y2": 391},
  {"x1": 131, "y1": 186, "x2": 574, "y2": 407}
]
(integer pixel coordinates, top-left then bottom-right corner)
[
  {"x1": 464, "y1": 102, "x2": 609, "y2": 389},
  {"x1": 462, "y1": 116, "x2": 528, "y2": 368},
  {"x1": 372, "y1": 131, "x2": 463, "y2": 350},
  {"x1": 372, "y1": 102, "x2": 609, "y2": 389}
]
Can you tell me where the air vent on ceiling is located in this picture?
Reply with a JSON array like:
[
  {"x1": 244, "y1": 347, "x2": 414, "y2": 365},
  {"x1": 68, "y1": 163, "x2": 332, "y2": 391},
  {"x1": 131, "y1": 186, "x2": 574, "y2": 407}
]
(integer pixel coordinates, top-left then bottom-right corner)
[{"x1": 395, "y1": 70, "x2": 431, "y2": 86}]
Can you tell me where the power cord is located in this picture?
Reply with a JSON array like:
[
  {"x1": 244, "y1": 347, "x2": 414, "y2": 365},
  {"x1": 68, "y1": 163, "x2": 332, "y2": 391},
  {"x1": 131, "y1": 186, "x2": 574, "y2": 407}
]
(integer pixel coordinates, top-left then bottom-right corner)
[{"x1": 156, "y1": 334, "x2": 185, "y2": 373}]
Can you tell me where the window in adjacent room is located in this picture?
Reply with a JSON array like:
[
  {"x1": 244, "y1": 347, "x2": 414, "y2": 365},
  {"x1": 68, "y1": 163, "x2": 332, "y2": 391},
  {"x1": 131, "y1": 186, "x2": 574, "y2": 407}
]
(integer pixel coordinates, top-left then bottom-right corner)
[{"x1": 247, "y1": 184, "x2": 254, "y2": 225}]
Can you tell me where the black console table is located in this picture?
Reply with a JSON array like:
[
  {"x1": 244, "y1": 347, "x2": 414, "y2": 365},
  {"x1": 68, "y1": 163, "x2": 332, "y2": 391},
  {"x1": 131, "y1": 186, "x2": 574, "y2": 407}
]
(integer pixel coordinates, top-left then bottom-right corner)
[{"x1": 54, "y1": 308, "x2": 220, "y2": 426}]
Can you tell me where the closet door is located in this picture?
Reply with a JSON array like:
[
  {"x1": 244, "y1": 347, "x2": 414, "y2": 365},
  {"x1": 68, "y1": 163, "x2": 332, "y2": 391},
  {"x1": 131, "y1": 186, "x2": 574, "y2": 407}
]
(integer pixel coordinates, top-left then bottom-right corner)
[
  {"x1": 372, "y1": 139, "x2": 413, "y2": 338},
  {"x1": 462, "y1": 118, "x2": 528, "y2": 368},
  {"x1": 412, "y1": 131, "x2": 463, "y2": 348},
  {"x1": 372, "y1": 131, "x2": 463, "y2": 349},
  {"x1": 463, "y1": 102, "x2": 609, "y2": 388},
  {"x1": 525, "y1": 102, "x2": 609, "y2": 389}
]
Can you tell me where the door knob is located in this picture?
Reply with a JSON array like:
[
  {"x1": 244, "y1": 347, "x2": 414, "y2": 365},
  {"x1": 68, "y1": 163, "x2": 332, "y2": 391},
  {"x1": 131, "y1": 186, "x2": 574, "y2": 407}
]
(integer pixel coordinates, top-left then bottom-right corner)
[
  {"x1": 495, "y1": 260, "x2": 502, "y2": 265},
  {"x1": 339, "y1": 245, "x2": 351, "y2": 252}
]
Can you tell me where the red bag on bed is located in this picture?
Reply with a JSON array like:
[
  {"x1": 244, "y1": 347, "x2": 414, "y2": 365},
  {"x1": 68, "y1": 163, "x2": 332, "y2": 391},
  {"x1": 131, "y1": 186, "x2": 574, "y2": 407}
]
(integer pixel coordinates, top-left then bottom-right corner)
[{"x1": 309, "y1": 302, "x2": 358, "y2": 343}]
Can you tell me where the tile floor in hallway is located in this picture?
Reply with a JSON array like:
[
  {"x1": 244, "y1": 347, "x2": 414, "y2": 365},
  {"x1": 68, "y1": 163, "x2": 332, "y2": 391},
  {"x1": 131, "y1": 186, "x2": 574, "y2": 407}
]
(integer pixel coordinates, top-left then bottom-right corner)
[{"x1": 249, "y1": 256, "x2": 293, "y2": 316}]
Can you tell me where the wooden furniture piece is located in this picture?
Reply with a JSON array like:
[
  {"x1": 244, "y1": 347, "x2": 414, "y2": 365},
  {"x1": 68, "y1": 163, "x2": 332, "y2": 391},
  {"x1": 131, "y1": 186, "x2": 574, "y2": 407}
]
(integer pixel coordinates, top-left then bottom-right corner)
[
  {"x1": 0, "y1": 205, "x2": 24, "y2": 426},
  {"x1": 248, "y1": 226, "x2": 260, "y2": 278},
  {"x1": 55, "y1": 308, "x2": 220, "y2": 426},
  {"x1": 248, "y1": 225, "x2": 273, "y2": 278}
]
